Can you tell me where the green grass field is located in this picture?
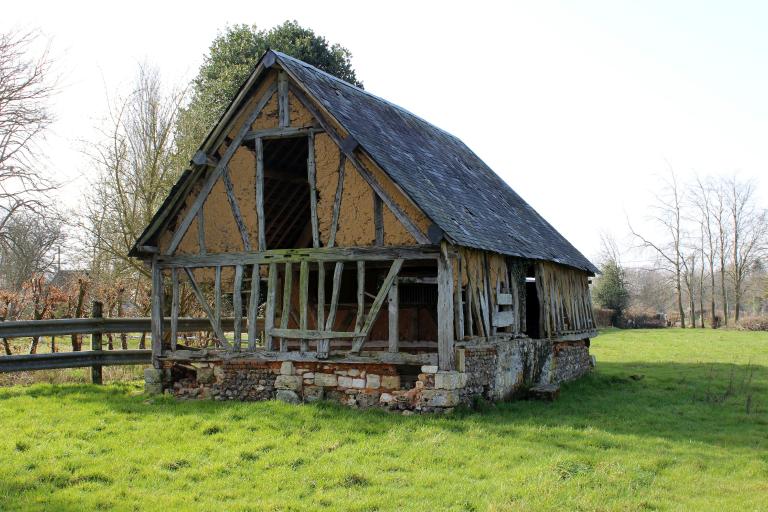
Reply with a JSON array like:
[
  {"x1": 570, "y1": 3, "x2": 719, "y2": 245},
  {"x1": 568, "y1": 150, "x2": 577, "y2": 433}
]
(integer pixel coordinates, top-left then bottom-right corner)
[{"x1": 1, "y1": 329, "x2": 766, "y2": 511}]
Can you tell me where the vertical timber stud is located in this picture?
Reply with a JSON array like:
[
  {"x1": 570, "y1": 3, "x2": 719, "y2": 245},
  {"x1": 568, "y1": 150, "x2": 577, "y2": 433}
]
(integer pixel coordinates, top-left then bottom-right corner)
[
  {"x1": 355, "y1": 261, "x2": 365, "y2": 332},
  {"x1": 307, "y1": 132, "x2": 320, "y2": 248},
  {"x1": 278, "y1": 71, "x2": 289, "y2": 128},
  {"x1": 437, "y1": 241, "x2": 456, "y2": 371},
  {"x1": 454, "y1": 253, "x2": 464, "y2": 341},
  {"x1": 316, "y1": 262, "x2": 326, "y2": 348},
  {"x1": 214, "y1": 266, "x2": 223, "y2": 347},
  {"x1": 151, "y1": 258, "x2": 164, "y2": 368},
  {"x1": 373, "y1": 193, "x2": 384, "y2": 246},
  {"x1": 197, "y1": 208, "x2": 206, "y2": 255},
  {"x1": 247, "y1": 264, "x2": 261, "y2": 350},
  {"x1": 320, "y1": 261, "x2": 344, "y2": 357},
  {"x1": 170, "y1": 268, "x2": 179, "y2": 352},
  {"x1": 91, "y1": 300, "x2": 103, "y2": 384},
  {"x1": 299, "y1": 260, "x2": 309, "y2": 352},
  {"x1": 255, "y1": 137, "x2": 266, "y2": 251},
  {"x1": 264, "y1": 263, "x2": 278, "y2": 350},
  {"x1": 279, "y1": 262, "x2": 293, "y2": 352},
  {"x1": 233, "y1": 264, "x2": 243, "y2": 351},
  {"x1": 388, "y1": 279, "x2": 399, "y2": 352}
]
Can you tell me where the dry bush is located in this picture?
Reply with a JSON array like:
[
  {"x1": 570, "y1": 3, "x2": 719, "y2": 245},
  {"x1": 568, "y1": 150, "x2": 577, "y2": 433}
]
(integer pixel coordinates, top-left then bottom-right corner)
[{"x1": 738, "y1": 316, "x2": 768, "y2": 332}]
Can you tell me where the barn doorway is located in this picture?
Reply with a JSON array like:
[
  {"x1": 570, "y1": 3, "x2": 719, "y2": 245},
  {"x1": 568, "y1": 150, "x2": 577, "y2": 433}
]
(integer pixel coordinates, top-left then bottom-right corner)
[
  {"x1": 524, "y1": 265, "x2": 540, "y2": 338},
  {"x1": 262, "y1": 136, "x2": 312, "y2": 248}
]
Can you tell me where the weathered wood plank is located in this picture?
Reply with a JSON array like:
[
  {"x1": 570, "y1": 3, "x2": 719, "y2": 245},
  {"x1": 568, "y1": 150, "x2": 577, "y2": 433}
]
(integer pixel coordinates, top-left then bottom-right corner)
[
  {"x1": 454, "y1": 254, "x2": 464, "y2": 340},
  {"x1": 214, "y1": 266, "x2": 222, "y2": 343},
  {"x1": 183, "y1": 268, "x2": 229, "y2": 347},
  {"x1": 166, "y1": 348, "x2": 438, "y2": 366},
  {"x1": 247, "y1": 264, "x2": 261, "y2": 350},
  {"x1": 316, "y1": 262, "x2": 325, "y2": 333},
  {"x1": 373, "y1": 192, "x2": 384, "y2": 246},
  {"x1": 465, "y1": 271, "x2": 474, "y2": 337},
  {"x1": 299, "y1": 260, "x2": 309, "y2": 352},
  {"x1": 307, "y1": 132, "x2": 320, "y2": 248},
  {"x1": 170, "y1": 268, "x2": 179, "y2": 352},
  {"x1": 287, "y1": 84, "x2": 430, "y2": 244},
  {"x1": 497, "y1": 293, "x2": 514, "y2": 306},
  {"x1": 319, "y1": 261, "x2": 344, "y2": 357},
  {"x1": 269, "y1": 328, "x2": 359, "y2": 340},
  {"x1": 167, "y1": 83, "x2": 276, "y2": 254},
  {"x1": 350, "y1": 259, "x2": 404, "y2": 354},
  {"x1": 355, "y1": 261, "x2": 365, "y2": 333},
  {"x1": 222, "y1": 167, "x2": 252, "y2": 251},
  {"x1": 151, "y1": 258, "x2": 164, "y2": 366},
  {"x1": 197, "y1": 208, "x2": 206, "y2": 255},
  {"x1": 264, "y1": 263, "x2": 278, "y2": 350},
  {"x1": 278, "y1": 71, "x2": 289, "y2": 127},
  {"x1": 327, "y1": 153, "x2": 345, "y2": 247},
  {"x1": 233, "y1": 264, "x2": 244, "y2": 351},
  {"x1": 279, "y1": 262, "x2": 293, "y2": 352},
  {"x1": 255, "y1": 137, "x2": 266, "y2": 251},
  {"x1": 437, "y1": 242, "x2": 455, "y2": 370},
  {"x1": 388, "y1": 279, "x2": 399, "y2": 353},
  {"x1": 157, "y1": 245, "x2": 441, "y2": 268},
  {"x1": 492, "y1": 310, "x2": 515, "y2": 327}
]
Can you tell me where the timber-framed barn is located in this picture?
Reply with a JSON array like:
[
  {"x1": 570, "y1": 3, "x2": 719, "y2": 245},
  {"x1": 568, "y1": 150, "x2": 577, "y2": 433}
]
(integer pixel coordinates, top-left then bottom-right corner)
[{"x1": 132, "y1": 50, "x2": 598, "y2": 410}]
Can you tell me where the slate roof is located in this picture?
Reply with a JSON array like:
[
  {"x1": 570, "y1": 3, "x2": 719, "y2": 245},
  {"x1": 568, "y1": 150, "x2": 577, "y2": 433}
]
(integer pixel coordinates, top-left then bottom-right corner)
[
  {"x1": 274, "y1": 52, "x2": 597, "y2": 274},
  {"x1": 132, "y1": 50, "x2": 597, "y2": 274}
]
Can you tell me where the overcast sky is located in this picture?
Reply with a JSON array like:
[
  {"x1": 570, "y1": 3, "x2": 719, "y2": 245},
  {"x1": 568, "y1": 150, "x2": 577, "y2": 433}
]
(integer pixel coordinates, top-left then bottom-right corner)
[{"x1": 4, "y1": 0, "x2": 767, "y2": 265}]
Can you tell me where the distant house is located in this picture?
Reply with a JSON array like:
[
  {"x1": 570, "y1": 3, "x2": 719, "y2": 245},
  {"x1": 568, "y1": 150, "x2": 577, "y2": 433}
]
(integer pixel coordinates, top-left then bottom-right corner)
[{"x1": 131, "y1": 51, "x2": 597, "y2": 410}]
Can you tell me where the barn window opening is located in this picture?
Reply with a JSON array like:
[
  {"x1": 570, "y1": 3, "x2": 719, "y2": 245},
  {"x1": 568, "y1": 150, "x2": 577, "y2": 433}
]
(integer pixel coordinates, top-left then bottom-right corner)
[
  {"x1": 524, "y1": 265, "x2": 540, "y2": 338},
  {"x1": 261, "y1": 136, "x2": 312, "y2": 249}
]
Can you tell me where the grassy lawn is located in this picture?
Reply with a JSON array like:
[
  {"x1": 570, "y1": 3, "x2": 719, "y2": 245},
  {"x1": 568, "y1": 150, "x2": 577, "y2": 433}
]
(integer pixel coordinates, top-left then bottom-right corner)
[{"x1": 1, "y1": 329, "x2": 766, "y2": 511}]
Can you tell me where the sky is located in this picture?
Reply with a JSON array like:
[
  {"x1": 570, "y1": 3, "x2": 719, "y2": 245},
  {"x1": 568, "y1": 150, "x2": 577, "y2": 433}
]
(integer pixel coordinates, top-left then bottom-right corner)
[{"x1": 3, "y1": 0, "x2": 767, "y2": 265}]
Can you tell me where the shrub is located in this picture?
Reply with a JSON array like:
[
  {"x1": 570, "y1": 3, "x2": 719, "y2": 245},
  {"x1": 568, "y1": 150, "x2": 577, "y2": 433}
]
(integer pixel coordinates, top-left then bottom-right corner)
[{"x1": 738, "y1": 316, "x2": 768, "y2": 331}]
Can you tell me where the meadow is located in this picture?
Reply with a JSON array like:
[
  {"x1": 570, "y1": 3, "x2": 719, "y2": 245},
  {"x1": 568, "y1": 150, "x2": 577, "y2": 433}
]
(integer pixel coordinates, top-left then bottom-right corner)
[{"x1": 1, "y1": 328, "x2": 766, "y2": 511}]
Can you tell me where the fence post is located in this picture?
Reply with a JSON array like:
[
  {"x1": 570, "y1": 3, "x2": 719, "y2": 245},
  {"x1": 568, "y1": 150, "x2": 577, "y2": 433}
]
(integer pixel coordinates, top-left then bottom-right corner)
[{"x1": 91, "y1": 301, "x2": 103, "y2": 385}]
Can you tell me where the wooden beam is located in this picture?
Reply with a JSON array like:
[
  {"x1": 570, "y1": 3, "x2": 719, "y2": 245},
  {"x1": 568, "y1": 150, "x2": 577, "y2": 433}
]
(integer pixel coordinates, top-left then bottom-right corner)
[
  {"x1": 255, "y1": 137, "x2": 266, "y2": 251},
  {"x1": 279, "y1": 262, "x2": 293, "y2": 352},
  {"x1": 157, "y1": 245, "x2": 442, "y2": 268},
  {"x1": 316, "y1": 262, "x2": 325, "y2": 336},
  {"x1": 270, "y1": 328, "x2": 359, "y2": 340},
  {"x1": 373, "y1": 192, "x2": 384, "y2": 246},
  {"x1": 183, "y1": 268, "x2": 229, "y2": 347},
  {"x1": 437, "y1": 242, "x2": 455, "y2": 370},
  {"x1": 244, "y1": 126, "x2": 321, "y2": 140},
  {"x1": 264, "y1": 263, "x2": 278, "y2": 350},
  {"x1": 233, "y1": 264, "x2": 243, "y2": 351},
  {"x1": 167, "y1": 83, "x2": 277, "y2": 254},
  {"x1": 287, "y1": 85, "x2": 431, "y2": 245},
  {"x1": 222, "y1": 167, "x2": 251, "y2": 251},
  {"x1": 247, "y1": 264, "x2": 261, "y2": 350},
  {"x1": 214, "y1": 266, "x2": 222, "y2": 344},
  {"x1": 319, "y1": 261, "x2": 344, "y2": 357},
  {"x1": 196, "y1": 208, "x2": 206, "y2": 255},
  {"x1": 299, "y1": 260, "x2": 309, "y2": 352},
  {"x1": 355, "y1": 261, "x2": 365, "y2": 333},
  {"x1": 388, "y1": 279, "x2": 398, "y2": 353},
  {"x1": 307, "y1": 132, "x2": 320, "y2": 248},
  {"x1": 278, "y1": 71, "x2": 289, "y2": 127},
  {"x1": 454, "y1": 253, "x2": 464, "y2": 340},
  {"x1": 327, "y1": 153, "x2": 345, "y2": 247},
  {"x1": 150, "y1": 258, "x2": 164, "y2": 366},
  {"x1": 170, "y1": 268, "x2": 179, "y2": 352},
  {"x1": 350, "y1": 259, "x2": 404, "y2": 354}
]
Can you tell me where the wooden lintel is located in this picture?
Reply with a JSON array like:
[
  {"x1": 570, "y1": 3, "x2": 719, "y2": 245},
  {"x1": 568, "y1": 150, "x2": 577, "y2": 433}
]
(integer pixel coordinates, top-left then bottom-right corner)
[
  {"x1": 244, "y1": 126, "x2": 321, "y2": 140},
  {"x1": 157, "y1": 245, "x2": 441, "y2": 268}
]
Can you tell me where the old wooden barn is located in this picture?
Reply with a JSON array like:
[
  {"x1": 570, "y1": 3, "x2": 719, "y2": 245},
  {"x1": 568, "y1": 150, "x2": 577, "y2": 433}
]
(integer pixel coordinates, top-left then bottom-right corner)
[{"x1": 132, "y1": 50, "x2": 598, "y2": 410}]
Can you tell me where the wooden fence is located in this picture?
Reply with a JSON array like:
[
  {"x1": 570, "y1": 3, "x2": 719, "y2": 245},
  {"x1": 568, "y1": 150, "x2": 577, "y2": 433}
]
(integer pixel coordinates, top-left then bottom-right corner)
[{"x1": 0, "y1": 301, "x2": 225, "y2": 383}]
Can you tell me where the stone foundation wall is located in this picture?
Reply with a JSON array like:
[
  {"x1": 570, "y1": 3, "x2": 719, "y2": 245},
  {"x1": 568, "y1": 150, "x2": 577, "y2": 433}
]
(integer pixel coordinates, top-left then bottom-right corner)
[{"x1": 149, "y1": 337, "x2": 593, "y2": 412}]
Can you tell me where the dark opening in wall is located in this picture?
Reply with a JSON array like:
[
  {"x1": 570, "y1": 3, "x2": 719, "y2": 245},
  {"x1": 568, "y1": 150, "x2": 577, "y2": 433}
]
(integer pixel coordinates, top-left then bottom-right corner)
[{"x1": 262, "y1": 136, "x2": 311, "y2": 249}]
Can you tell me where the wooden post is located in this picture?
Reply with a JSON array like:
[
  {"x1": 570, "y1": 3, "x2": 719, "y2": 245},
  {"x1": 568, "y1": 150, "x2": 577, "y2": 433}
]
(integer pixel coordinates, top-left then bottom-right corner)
[
  {"x1": 437, "y1": 242, "x2": 455, "y2": 371},
  {"x1": 256, "y1": 137, "x2": 266, "y2": 251},
  {"x1": 170, "y1": 268, "x2": 179, "y2": 351},
  {"x1": 264, "y1": 263, "x2": 278, "y2": 351},
  {"x1": 454, "y1": 253, "x2": 463, "y2": 341},
  {"x1": 233, "y1": 264, "x2": 243, "y2": 351},
  {"x1": 214, "y1": 266, "x2": 223, "y2": 348},
  {"x1": 307, "y1": 132, "x2": 320, "y2": 248},
  {"x1": 388, "y1": 280, "x2": 399, "y2": 353},
  {"x1": 299, "y1": 260, "x2": 309, "y2": 352},
  {"x1": 247, "y1": 264, "x2": 261, "y2": 350},
  {"x1": 150, "y1": 258, "x2": 164, "y2": 368},
  {"x1": 355, "y1": 261, "x2": 365, "y2": 332},
  {"x1": 373, "y1": 193, "x2": 384, "y2": 246},
  {"x1": 279, "y1": 262, "x2": 293, "y2": 352},
  {"x1": 319, "y1": 261, "x2": 343, "y2": 357},
  {"x1": 91, "y1": 300, "x2": 103, "y2": 385}
]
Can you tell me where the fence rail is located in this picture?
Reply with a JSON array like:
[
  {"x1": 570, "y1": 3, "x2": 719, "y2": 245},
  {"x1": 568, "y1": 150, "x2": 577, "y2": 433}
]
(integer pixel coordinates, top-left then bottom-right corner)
[{"x1": 0, "y1": 302, "x2": 228, "y2": 381}]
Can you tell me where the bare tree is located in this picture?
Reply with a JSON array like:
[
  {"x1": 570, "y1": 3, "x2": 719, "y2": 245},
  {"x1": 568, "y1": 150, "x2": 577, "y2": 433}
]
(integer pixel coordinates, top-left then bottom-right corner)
[
  {"x1": 0, "y1": 30, "x2": 57, "y2": 243},
  {"x1": 722, "y1": 175, "x2": 767, "y2": 323},
  {"x1": 629, "y1": 169, "x2": 687, "y2": 327},
  {"x1": 0, "y1": 212, "x2": 64, "y2": 289},
  {"x1": 81, "y1": 63, "x2": 186, "y2": 283},
  {"x1": 692, "y1": 175, "x2": 719, "y2": 327}
]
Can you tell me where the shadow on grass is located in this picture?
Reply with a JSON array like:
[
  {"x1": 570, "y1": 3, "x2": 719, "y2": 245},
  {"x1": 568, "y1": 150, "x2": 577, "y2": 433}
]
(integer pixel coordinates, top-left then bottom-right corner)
[{"x1": 2, "y1": 360, "x2": 766, "y2": 450}]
